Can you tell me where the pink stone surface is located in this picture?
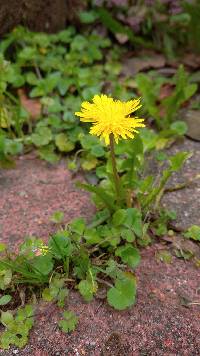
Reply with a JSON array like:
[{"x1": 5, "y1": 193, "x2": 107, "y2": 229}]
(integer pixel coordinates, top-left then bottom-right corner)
[{"x1": 0, "y1": 156, "x2": 94, "y2": 247}]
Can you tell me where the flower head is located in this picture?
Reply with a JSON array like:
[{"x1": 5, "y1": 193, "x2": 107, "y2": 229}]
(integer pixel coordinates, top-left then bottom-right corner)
[
  {"x1": 75, "y1": 94, "x2": 145, "y2": 145},
  {"x1": 34, "y1": 242, "x2": 50, "y2": 256}
]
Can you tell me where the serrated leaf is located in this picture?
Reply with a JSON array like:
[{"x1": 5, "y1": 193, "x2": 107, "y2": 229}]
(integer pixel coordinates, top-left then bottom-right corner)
[
  {"x1": 169, "y1": 152, "x2": 190, "y2": 171},
  {"x1": 112, "y1": 209, "x2": 126, "y2": 227},
  {"x1": 120, "y1": 228, "x2": 135, "y2": 242},
  {"x1": 57, "y1": 288, "x2": 68, "y2": 308},
  {"x1": 58, "y1": 311, "x2": 78, "y2": 333}
]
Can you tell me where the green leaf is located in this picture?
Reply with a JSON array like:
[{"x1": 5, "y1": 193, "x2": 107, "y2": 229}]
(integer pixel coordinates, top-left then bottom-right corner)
[
  {"x1": 69, "y1": 218, "x2": 85, "y2": 235},
  {"x1": 0, "y1": 269, "x2": 12, "y2": 290},
  {"x1": 120, "y1": 228, "x2": 135, "y2": 242},
  {"x1": 81, "y1": 155, "x2": 98, "y2": 170},
  {"x1": 73, "y1": 248, "x2": 90, "y2": 279},
  {"x1": 0, "y1": 305, "x2": 34, "y2": 349},
  {"x1": 0, "y1": 295, "x2": 12, "y2": 306},
  {"x1": 38, "y1": 145, "x2": 59, "y2": 164},
  {"x1": 55, "y1": 133, "x2": 75, "y2": 152},
  {"x1": 49, "y1": 231, "x2": 72, "y2": 259},
  {"x1": 31, "y1": 255, "x2": 53, "y2": 276},
  {"x1": 5, "y1": 140, "x2": 23, "y2": 155},
  {"x1": 77, "y1": 182, "x2": 116, "y2": 212},
  {"x1": 1, "y1": 311, "x2": 14, "y2": 326},
  {"x1": 89, "y1": 209, "x2": 110, "y2": 229},
  {"x1": 31, "y1": 127, "x2": 52, "y2": 147},
  {"x1": 156, "y1": 250, "x2": 172, "y2": 264},
  {"x1": 57, "y1": 288, "x2": 69, "y2": 308},
  {"x1": 42, "y1": 287, "x2": 54, "y2": 302},
  {"x1": 123, "y1": 208, "x2": 143, "y2": 237},
  {"x1": 107, "y1": 273, "x2": 137, "y2": 310},
  {"x1": 0, "y1": 243, "x2": 6, "y2": 253},
  {"x1": 84, "y1": 228, "x2": 102, "y2": 244},
  {"x1": 80, "y1": 134, "x2": 99, "y2": 150},
  {"x1": 58, "y1": 311, "x2": 78, "y2": 333},
  {"x1": 97, "y1": 7, "x2": 149, "y2": 47},
  {"x1": 50, "y1": 211, "x2": 64, "y2": 224},
  {"x1": 112, "y1": 209, "x2": 126, "y2": 227},
  {"x1": 78, "y1": 278, "x2": 97, "y2": 302},
  {"x1": 135, "y1": 74, "x2": 160, "y2": 121},
  {"x1": 184, "y1": 225, "x2": 200, "y2": 241},
  {"x1": 57, "y1": 27, "x2": 75, "y2": 43},
  {"x1": 79, "y1": 10, "x2": 98, "y2": 24},
  {"x1": 170, "y1": 121, "x2": 188, "y2": 136},
  {"x1": 91, "y1": 144, "x2": 105, "y2": 157},
  {"x1": 169, "y1": 152, "x2": 190, "y2": 171},
  {"x1": 115, "y1": 245, "x2": 141, "y2": 269},
  {"x1": 184, "y1": 84, "x2": 198, "y2": 101}
]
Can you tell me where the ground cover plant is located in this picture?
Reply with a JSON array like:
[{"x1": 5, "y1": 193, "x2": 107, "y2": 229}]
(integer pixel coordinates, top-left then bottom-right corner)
[{"x1": 0, "y1": 1, "x2": 200, "y2": 351}]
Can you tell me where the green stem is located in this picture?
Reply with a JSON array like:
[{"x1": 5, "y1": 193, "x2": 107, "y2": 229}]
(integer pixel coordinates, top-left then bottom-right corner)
[{"x1": 109, "y1": 133, "x2": 121, "y2": 205}]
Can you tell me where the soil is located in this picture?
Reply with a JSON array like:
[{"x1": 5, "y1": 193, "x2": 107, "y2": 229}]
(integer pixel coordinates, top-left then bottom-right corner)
[
  {"x1": 0, "y1": 0, "x2": 82, "y2": 36},
  {"x1": 0, "y1": 138, "x2": 200, "y2": 355}
]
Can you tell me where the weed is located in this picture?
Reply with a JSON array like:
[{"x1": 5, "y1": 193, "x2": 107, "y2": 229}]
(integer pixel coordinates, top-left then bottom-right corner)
[{"x1": 0, "y1": 95, "x2": 191, "y2": 349}]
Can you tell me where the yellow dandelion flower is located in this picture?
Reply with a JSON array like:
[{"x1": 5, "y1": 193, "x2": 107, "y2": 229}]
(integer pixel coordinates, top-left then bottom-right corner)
[{"x1": 75, "y1": 94, "x2": 145, "y2": 145}]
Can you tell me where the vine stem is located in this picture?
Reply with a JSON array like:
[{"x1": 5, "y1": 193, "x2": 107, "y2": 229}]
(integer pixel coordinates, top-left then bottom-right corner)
[{"x1": 109, "y1": 133, "x2": 121, "y2": 205}]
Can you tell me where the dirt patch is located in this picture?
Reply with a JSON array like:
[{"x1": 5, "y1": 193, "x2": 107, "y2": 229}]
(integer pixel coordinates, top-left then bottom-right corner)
[{"x1": 0, "y1": 0, "x2": 82, "y2": 36}]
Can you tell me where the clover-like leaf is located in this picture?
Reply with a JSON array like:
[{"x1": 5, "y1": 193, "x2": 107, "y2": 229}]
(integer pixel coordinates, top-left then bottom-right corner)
[
  {"x1": 107, "y1": 273, "x2": 137, "y2": 310},
  {"x1": 115, "y1": 244, "x2": 141, "y2": 269}
]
